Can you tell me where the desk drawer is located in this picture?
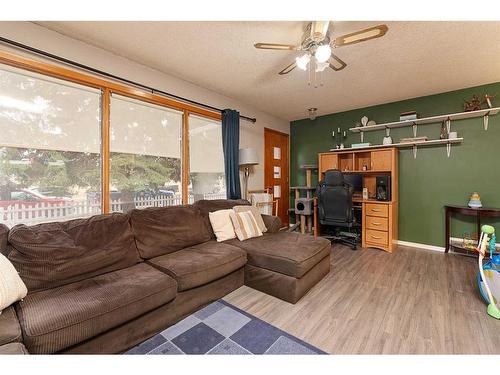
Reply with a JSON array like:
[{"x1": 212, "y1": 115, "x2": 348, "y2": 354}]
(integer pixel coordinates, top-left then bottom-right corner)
[
  {"x1": 366, "y1": 229, "x2": 388, "y2": 246},
  {"x1": 366, "y1": 216, "x2": 389, "y2": 231},
  {"x1": 365, "y1": 203, "x2": 388, "y2": 218}
]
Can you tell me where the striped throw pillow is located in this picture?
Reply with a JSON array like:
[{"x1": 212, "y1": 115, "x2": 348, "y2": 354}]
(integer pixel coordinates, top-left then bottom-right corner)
[{"x1": 230, "y1": 210, "x2": 263, "y2": 241}]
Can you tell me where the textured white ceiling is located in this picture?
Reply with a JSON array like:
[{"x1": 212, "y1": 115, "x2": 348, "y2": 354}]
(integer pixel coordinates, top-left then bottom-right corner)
[{"x1": 36, "y1": 21, "x2": 500, "y2": 121}]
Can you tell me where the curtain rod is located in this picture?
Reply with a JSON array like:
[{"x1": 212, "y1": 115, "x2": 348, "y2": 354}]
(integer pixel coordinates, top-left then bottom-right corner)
[{"x1": 0, "y1": 36, "x2": 257, "y2": 124}]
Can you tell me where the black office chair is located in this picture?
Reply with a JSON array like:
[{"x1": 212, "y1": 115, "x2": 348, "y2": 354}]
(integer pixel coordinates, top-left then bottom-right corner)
[{"x1": 316, "y1": 169, "x2": 360, "y2": 250}]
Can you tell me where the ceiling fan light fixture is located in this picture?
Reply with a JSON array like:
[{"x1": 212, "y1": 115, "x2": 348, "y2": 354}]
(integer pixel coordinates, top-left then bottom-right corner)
[
  {"x1": 308, "y1": 107, "x2": 318, "y2": 120},
  {"x1": 315, "y1": 44, "x2": 332, "y2": 63},
  {"x1": 296, "y1": 54, "x2": 310, "y2": 71},
  {"x1": 315, "y1": 61, "x2": 329, "y2": 72}
]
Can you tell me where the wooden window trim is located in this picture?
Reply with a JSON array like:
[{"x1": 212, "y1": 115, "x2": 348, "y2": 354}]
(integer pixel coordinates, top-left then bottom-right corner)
[{"x1": 0, "y1": 49, "x2": 223, "y2": 212}]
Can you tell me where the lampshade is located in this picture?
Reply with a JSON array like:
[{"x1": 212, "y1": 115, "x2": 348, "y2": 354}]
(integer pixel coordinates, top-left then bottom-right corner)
[{"x1": 239, "y1": 148, "x2": 259, "y2": 166}]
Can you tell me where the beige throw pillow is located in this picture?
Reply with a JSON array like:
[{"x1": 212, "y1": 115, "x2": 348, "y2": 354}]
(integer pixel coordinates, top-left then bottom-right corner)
[
  {"x1": 233, "y1": 205, "x2": 267, "y2": 233},
  {"x1": 230, "y1": 210, "x2": 263, "y2": 241},
  {"x1": 209, "y1": 209, "x2": 236, "y2": 242},
  {"x1": 0, "y1": 253, "x2": 27, "y2": 313}
]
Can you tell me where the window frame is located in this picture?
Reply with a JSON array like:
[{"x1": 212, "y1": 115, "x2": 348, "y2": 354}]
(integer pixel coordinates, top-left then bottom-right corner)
[{"x1": 0, "y1": 49, "x2": 222, "y2": 213}]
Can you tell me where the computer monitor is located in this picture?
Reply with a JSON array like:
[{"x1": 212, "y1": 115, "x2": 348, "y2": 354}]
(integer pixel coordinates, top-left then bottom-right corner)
[{"x1": 344, "y1": 173, "x2": 363, "y2": 193}]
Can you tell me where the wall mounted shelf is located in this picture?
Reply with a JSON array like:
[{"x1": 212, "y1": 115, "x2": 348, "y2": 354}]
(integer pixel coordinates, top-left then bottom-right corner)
[
  {"x1": 345, "y1": 107, "x2": 499, "y2": 158},
  {"x1": 349, "y1": 107, "x2": 499, "y2": 134},
  {"x1": 330, "y1": 138, "x2": 463, "y2": 158}
]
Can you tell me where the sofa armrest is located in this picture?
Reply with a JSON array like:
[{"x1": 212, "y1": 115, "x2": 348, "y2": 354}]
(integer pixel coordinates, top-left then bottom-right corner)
[
  {"x1": 262, "y1": 214, "x2": 282, "y2": 233},
  {"x1": 0, "y1": 305, "x2": 23, "y2": 346}
]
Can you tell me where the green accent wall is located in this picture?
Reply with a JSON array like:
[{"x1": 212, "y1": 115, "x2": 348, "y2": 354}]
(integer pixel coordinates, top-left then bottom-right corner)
[{"x1": 290, "y1": 82, "x2": 500, "y2": 247}]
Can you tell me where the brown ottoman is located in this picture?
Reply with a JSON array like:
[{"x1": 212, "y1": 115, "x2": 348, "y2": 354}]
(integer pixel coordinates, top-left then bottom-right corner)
[{"x1": 228, "y1": 232, "x2": 331, "y2": 303}]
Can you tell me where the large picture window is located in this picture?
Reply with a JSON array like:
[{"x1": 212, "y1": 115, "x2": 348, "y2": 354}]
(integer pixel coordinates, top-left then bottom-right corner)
[
  {"x1": 0, "y1": 65, "x2": 102, "y2": 227},
  {"x1": 188, "y1": 114, "x2": 226, "y2": 202},
  {"x1": 0, "y1": 52, "x2": 227, "y2": 226},
  {"x1": 109, "y1": 94, "x2": 183, "y2": 213}
]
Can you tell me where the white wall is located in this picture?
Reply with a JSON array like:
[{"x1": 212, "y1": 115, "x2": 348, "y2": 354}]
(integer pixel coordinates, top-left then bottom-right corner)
[{"x1": 0, "y1": 21, "x2": 290, "y2": 192}]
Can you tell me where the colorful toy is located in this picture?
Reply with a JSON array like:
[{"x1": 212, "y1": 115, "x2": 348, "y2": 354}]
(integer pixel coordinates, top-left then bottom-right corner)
[{"x1": 476, "y1": 225, "x2": 500, "y2": 319}]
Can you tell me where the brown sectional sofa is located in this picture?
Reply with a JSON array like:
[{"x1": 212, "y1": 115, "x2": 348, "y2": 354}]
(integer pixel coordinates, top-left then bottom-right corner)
[{"x1": 0, "y1": 199, "x2": 330, "y2": 354}]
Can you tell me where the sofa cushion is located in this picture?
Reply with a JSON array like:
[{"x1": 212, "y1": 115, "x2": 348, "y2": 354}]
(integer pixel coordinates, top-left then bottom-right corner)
[
  {"x1": 0, "y1": 342, "x2": 29, "y2": 355},
  {"x1": 147, "y1": 241, "x2": 246, "y2": 291},
  {"x1": 228, "y1": 232, "x2": 331, "y2": 278},
  {"x1": 193, "y1": 199, "x2": 250, "y2": 238},
  {"x1": 16, "y1": 263, "x2": 177, "y2": 354},
  {"x1": 0, "y1": 224, "x2": 8, "y2": 256},
  {"x1": 7, "y1": 213, "x2": 141, "y2": 293},
  {"x1": 0, "y1": 306, "x2": 22, "y2": 346},
  {"x1": 130, "y1": 205, "x2": 212, "y2": 259}
]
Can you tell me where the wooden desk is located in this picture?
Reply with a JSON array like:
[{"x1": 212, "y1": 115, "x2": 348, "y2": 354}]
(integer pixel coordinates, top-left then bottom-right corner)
[
  {"x1": 317, "y1": 147, "x2": 398, "y2": 252},
  {"x1": 444, "y1": 205, "x2": 500, "y2": 253}
]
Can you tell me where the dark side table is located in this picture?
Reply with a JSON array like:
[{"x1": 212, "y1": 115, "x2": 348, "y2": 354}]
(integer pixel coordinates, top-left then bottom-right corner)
[{"x1": 445, "y1": 205, "x2": 500, "y2": 253}]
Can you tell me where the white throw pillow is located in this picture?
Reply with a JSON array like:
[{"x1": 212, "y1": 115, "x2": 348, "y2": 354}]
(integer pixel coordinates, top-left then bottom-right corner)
[
  {"x1": 0, "y1": 253, "x2": 27, "y2": 313},
  {"x1": 209, "y1": 209, "x2": 236, "y2": 242}
]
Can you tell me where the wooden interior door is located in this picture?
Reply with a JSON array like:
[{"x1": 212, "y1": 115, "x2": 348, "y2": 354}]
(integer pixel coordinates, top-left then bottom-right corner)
[{"x1": 264, "y1": 128, "x2": 289, "y2": 226}]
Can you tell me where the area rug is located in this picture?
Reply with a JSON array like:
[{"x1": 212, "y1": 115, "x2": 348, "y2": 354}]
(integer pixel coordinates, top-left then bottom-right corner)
[{"x1": 126, "y1": 300, "x2": 325, "y2": 355}]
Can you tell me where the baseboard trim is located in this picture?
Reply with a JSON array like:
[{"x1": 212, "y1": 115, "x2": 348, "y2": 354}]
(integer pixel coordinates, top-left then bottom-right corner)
[{"x1": 396, "y1": 240, "x2": 445, "y2": 252}]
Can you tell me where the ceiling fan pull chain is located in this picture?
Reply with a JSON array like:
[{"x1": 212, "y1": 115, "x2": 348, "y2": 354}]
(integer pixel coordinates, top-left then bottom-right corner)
[
  {"x1": 314, "y1": 64, "x2": 318, "y2": 88},
  {"x1": 308, "y1": 59, "x2": 311, "y2": 86}
]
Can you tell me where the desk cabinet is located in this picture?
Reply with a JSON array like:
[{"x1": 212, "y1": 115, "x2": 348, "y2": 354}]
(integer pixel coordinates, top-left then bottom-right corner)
[
  {"x1": 362, "y1": 201, "x2": 397, "y2": 252},
  {"x1": 318, "y1": 147, "x2": 398, "y2": 253}
]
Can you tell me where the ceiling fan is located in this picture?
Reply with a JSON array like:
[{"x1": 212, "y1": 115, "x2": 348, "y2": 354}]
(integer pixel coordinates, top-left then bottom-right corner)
[{"x1": 254, "y1": 21, "x2": 388, "y2": 76}]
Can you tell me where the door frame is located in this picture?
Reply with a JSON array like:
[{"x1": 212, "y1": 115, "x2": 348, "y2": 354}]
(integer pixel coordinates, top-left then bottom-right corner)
[{"x1": 264, "y1": 127, "x2": 289, "y2": 226}]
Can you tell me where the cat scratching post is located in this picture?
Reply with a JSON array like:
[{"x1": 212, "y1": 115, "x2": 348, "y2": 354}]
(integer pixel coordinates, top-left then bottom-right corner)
[{"x1": 291, "y1": 165, "x2": 318, "y2": 234}]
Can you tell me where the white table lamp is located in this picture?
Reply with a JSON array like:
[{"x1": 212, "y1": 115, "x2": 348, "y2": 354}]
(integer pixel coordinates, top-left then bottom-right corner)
[{"x1": 239, "y1": 148, "x2": 259, "y2": 200}]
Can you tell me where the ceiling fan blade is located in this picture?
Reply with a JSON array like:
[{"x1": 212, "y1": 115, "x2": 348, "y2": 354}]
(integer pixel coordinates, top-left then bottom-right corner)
[
  {"x1": 334, "y1": 24, "x2": 388, "y2": 47},
  {"x1": 279, "y1": 61, "x2": 297, "y2": 75},
  {"x1": 254, "y1": 43, "x2": 298, "y2": 51},
  {"x1": 329, "y1": 54, "x2": 347, "y2": 71},
  {"x1": 310, "y1": 21, "x2": 330, "y2": 41}
]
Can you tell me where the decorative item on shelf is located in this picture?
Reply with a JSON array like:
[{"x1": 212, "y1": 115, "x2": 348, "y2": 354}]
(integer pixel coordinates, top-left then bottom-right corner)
[
  {"x1": 463, "y1": 94, "x2": 496, "y2": 112},
  {"x1": 463, "y1": 232, "x2": 476, "y2": 250},
  {"x1": 399, "y1": 111, "x2": 418, "y2": 121},
  {"x1": 332, "y1": 127, "x2": 347, "y2": 149},
  {"x1": 439, "y1": 122, "x2": 448, "y2": 139},
  {"x1": 448, "y1": 131, "x2": 458, "y2": 139},
  {"x1": 362, "y1": 164, "x2": 368, "y2": 171},
  {"x1": 464, "y1": 95, "x2": 483, "y2": 111},
  {"x1": 382, "y1": 135, "x2": 393, "y2": 145},
  {"x1": 355, "y1": 122, "x2": 362, "y2": 128},
  {"x1": 367, "y1": 120, "x2": 376, "y2": 126},
  {"x1": 399, "y1": 136, "x2": 428, "y2": 143},
  {"x1": 468, "y1": 192, "x2": 483, "y2": 208},
  {"x1": 361, "y1": 116, "x2": 369, "y2": 126},
  {"x1": 350, "y1": 142, "x2": 371, "y2": 149},
  {"x1": 362, "y1": 187, "x2": 369, "y2": 200}
]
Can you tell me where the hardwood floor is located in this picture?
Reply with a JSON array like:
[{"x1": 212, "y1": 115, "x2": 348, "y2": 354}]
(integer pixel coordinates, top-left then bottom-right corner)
[{"x1": 224, "y1": 244, "x2": 500, "y2": 354}]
